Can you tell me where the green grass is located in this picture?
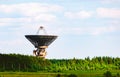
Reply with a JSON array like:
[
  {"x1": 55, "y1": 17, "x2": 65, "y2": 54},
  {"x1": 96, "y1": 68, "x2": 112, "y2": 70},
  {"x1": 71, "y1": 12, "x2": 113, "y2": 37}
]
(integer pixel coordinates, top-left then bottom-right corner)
[
  {"x1": 0, "y1": 72, "x2": 58, "y2": 77},
  {"x1": 0, "y1": 70, "x2": 120, "y2": 77}
]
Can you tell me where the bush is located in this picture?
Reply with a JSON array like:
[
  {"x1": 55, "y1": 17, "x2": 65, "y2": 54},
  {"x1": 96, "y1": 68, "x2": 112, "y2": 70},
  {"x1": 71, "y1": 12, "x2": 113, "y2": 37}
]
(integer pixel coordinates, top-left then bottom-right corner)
[
  {"x1": 104, "y1": 71, "x2": 112, "y2": 77},
  {"x1": 68, "y1": 74, "x2": 77, "y2": 77},
  {"x1": 116, "y1": 73, "x2": 120, "y2": 77},
  {"x1": 56, "y1": 74, "x2": 61, "y2": 77}
]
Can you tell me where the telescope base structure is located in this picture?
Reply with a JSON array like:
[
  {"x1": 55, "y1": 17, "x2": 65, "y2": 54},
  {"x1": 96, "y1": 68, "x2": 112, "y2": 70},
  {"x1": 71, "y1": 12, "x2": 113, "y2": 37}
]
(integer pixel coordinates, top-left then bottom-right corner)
[{"x1": 33, "y1": 46, "x2": 48, "y2": 58}]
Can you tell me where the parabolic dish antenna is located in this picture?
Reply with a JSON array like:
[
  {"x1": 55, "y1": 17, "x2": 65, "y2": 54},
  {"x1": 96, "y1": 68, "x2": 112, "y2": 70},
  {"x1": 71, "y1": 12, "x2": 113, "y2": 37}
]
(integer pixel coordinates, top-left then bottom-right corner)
[{"x1": 25, "y1": 26, "x2": 58, "y2": 58}]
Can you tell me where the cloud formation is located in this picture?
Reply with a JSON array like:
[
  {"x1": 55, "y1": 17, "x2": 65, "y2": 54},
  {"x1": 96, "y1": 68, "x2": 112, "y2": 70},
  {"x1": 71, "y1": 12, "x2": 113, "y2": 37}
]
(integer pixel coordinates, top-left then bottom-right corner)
[
  {"x1": 97, "y1": 8, "x2": 120, "y2": 18},
  {"x1": 64, "y1": 11, "x2": 93, "y2": 19},
  {"x1": 0, "y1": 3, "x2": 63, "y2": 14},
  {"x1": 57, "y1": 25, "x2": 120, "y2": 36},
  {"x1": 0, "y1": 3, "x2": 63, "y2": 22},
  {"x1": 101, "y1": 0, "x2": 120, "y2": 4}
]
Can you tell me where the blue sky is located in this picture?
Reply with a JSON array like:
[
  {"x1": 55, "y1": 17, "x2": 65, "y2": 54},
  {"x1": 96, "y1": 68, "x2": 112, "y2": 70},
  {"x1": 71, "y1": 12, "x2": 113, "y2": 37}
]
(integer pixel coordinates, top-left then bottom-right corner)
[{"x1": 0, "y1": 0, "x2": 120, "y2": 59}]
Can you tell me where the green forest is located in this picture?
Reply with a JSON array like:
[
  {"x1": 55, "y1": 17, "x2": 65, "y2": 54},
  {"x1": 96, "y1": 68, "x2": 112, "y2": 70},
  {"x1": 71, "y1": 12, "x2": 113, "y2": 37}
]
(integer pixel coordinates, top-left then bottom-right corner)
[{"x1": 0, "y1": 53, "x2": 120, "y2": 72}]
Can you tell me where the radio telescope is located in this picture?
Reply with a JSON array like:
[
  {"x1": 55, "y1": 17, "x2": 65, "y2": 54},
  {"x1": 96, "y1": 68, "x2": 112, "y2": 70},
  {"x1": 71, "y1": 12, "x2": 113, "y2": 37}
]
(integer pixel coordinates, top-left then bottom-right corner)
[{"x1": 25, "y1": 26, "x2": 58, "y2": 58}]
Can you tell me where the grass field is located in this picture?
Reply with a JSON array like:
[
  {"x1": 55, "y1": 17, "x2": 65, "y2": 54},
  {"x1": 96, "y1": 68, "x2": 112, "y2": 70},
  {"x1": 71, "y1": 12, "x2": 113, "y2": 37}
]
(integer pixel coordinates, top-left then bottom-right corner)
[{"x1": 0, "y1": 70, "x2": 120, "y2": 77}]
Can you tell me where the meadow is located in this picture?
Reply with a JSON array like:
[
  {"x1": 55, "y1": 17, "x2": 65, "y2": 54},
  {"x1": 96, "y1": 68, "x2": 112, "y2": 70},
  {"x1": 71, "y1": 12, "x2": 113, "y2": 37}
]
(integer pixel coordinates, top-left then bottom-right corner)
[{"x1": 0, "y1": 70, "x2": 120, "y2": 77}]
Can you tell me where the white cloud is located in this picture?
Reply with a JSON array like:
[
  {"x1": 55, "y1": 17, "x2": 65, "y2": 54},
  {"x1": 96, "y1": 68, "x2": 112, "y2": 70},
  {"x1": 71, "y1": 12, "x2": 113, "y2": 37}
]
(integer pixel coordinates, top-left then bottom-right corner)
[
  {"x1": 17, "y1": 3, "x2": 63, "y2": 16},
  {"x1": 0, "y1": 22, "x2": 10, "y2": 27},
  {"x1": 34, "y1": 14, "x2": 56, "y2": 22},
  {"x1": 0, "y1": 3, "x2": 63, "y2": 15},
  {"x1": 97, "y1": 8, "x2": 120, "y2": 18},
  {"x1": 0, "y1": 17, "x2": 33, "y2": 28},
  {"x1": 109, "y1": 20, "x2": 120, "y2": 25},
  {"x1": 64, "y1": 11, "x2": 93, "y2": 19},
  {"x1": 57, "y1": 25, "x2": 120, "y2": 36},
  {"x1": 0, "y1": 3, "x2": 63, "y2": 22},
  {"x1": 0, "y1": 14, "x2": 56, "y2": 25},
  {"x1": 0, "y1": 18, "x2": 32, "y2": 23},
  {"x1": 0, "y1": 39, "x2": 24, "y2": 47},
  {"x1": 90, "y1": 26, "x2": 117, "y2": 35},
  {"x1": 101, "y1": 0, "x2": 120, "y2": 4}
]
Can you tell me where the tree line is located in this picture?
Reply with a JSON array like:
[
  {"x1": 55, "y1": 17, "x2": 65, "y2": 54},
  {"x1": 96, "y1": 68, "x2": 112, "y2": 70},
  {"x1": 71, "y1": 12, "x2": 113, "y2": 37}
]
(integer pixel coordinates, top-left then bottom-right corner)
[{"x1": 0, "y1": 53, "x2": 120, "y2": 72}]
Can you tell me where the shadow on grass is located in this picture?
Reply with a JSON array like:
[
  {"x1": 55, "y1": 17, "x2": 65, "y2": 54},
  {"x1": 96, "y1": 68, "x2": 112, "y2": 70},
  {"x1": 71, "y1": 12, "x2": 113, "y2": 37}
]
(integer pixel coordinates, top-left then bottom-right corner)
[{"x1": 56, "y1": 74, "x2": 77, "y2": 77}]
